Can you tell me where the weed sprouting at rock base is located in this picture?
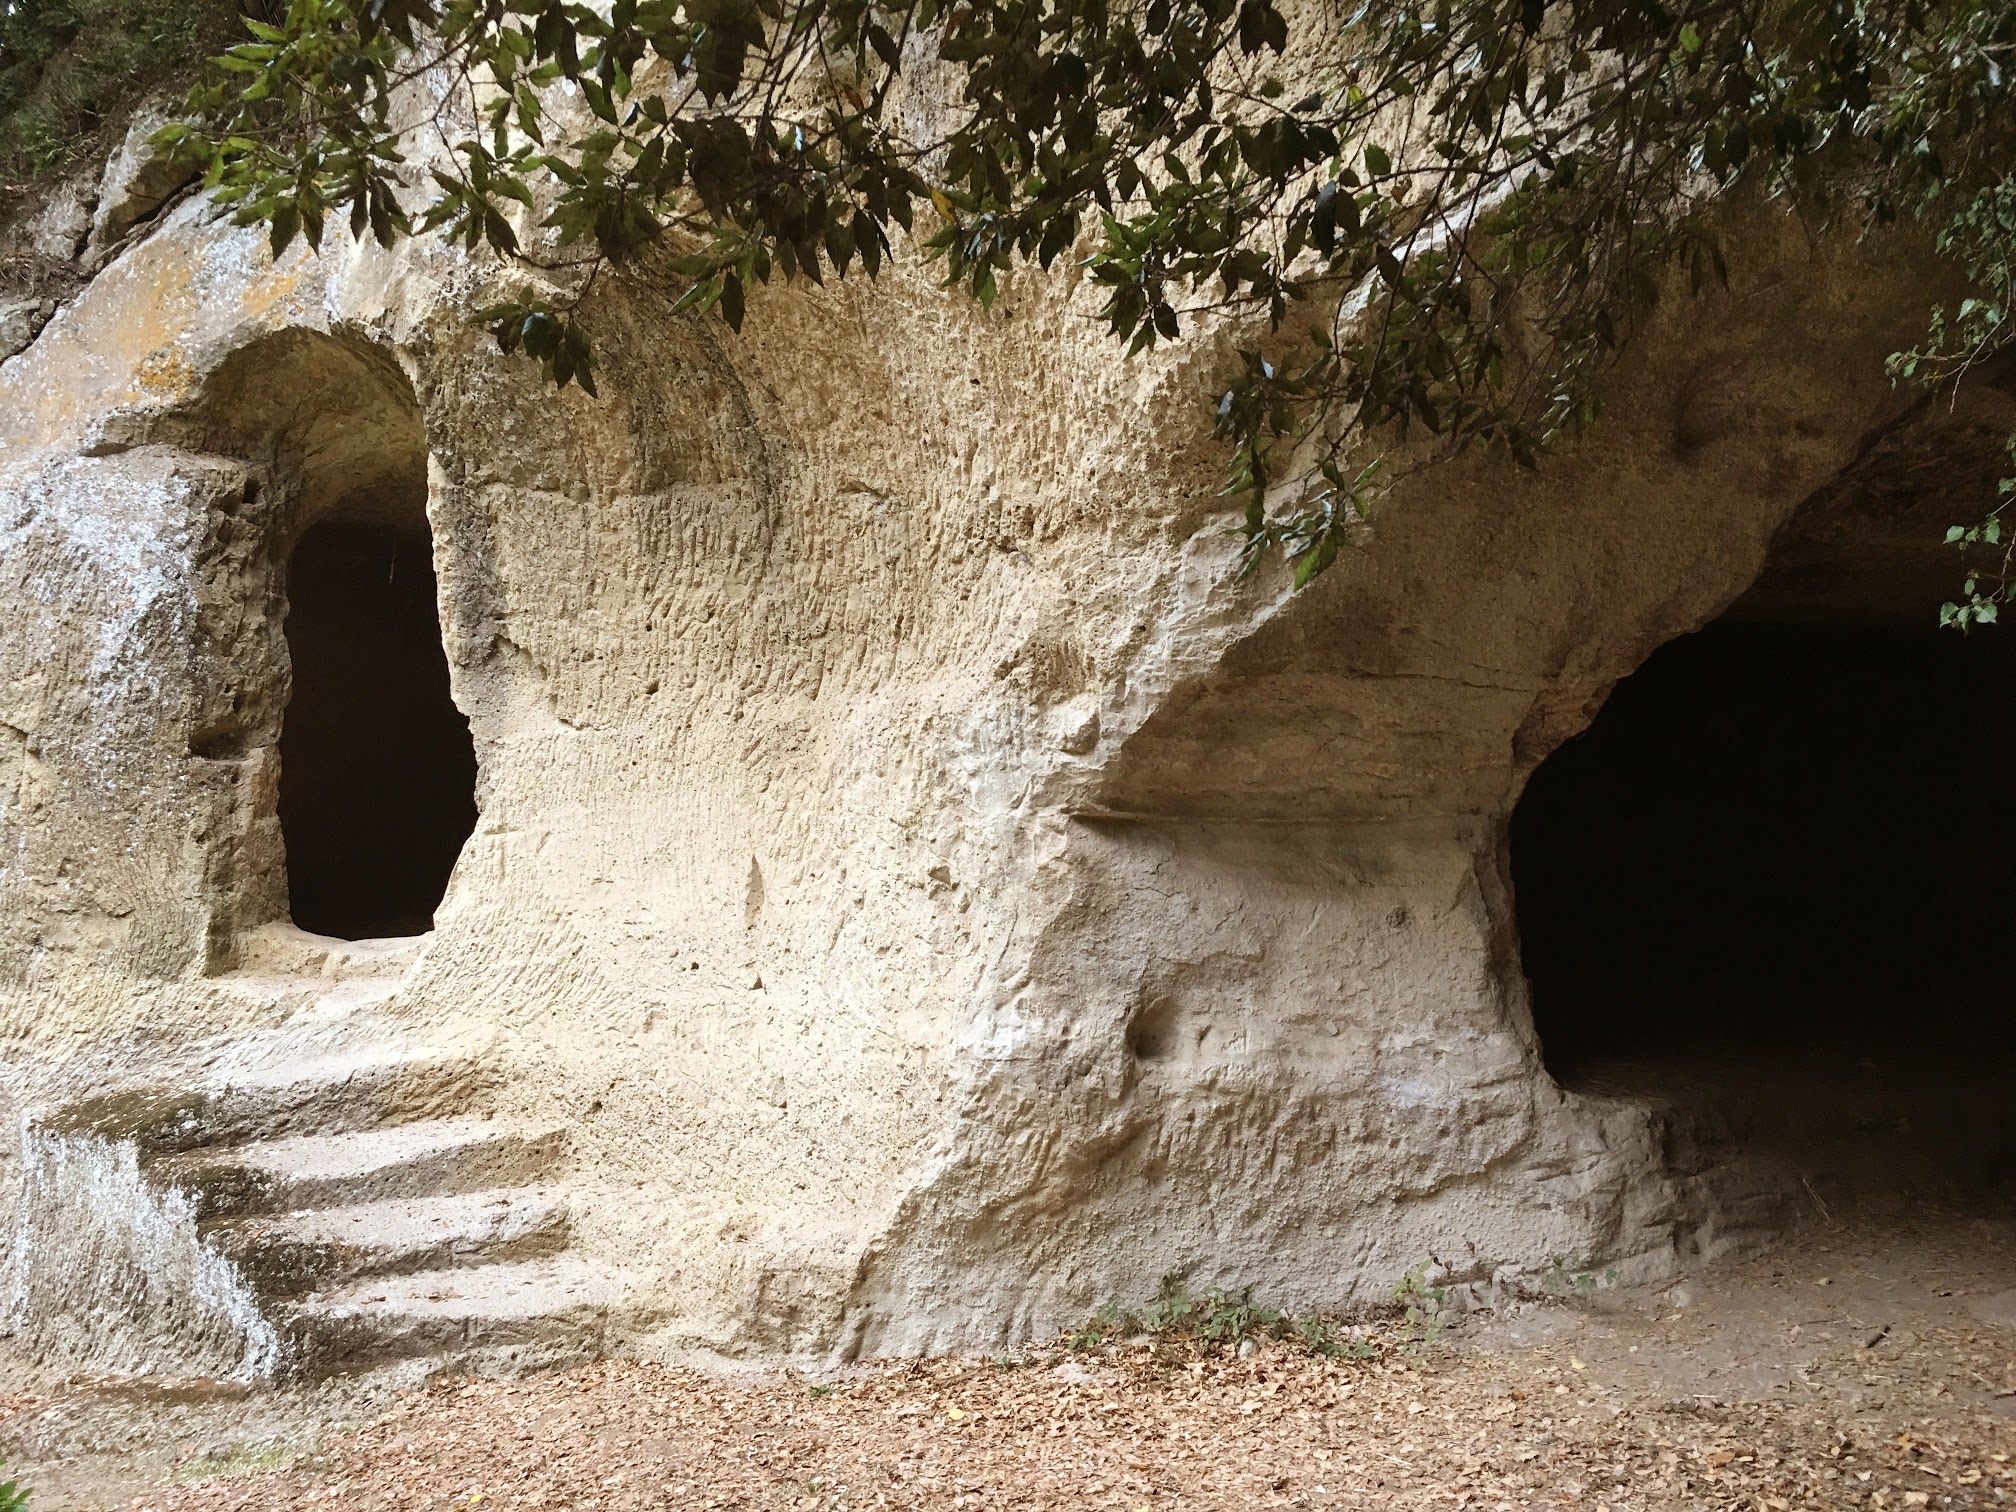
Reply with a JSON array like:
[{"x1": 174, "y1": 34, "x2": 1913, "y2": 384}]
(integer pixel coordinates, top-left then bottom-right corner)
[
  {"x1": 1065, "y1": 1269, "x2": 1463, "y2": 1366},
  {"x1": 0, "y1": 1456, "x2": 29, "y2": 1511}
]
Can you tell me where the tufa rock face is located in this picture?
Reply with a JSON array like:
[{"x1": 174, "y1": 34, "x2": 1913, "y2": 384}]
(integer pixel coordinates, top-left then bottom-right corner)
[
  {"x1": 87, "y1": 104, "x2": 201, "y2": 262},
  {"x1": 0, "y1": 187, "x2": 1952, "y2": 1376},
  {"x1": 0, "y1": 299, "x2": 51, "y2": 363}
]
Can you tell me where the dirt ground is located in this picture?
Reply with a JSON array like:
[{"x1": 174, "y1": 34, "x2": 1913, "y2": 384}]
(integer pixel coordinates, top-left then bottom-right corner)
[{"x1": 4, "y1": 1209, "x2": 2012, "y2": 1511}]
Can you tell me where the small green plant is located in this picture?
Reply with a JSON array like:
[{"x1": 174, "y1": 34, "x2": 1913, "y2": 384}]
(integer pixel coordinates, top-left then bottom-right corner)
[
  {"x1": 1069, "y1": 1270, "x2": 1367, "y2": 1360},
  {"x1": 1068, "y1": 1299, "x2": 1128, "y2": 1352},
  {"x1": 1, "y1": 1456, "x2": 29, "y2": 1512},
  {"x1": 1541, "y1": 1255, "x2": 1621, "y2": 1298},
  {"x1": 1137, "y1": 1270, "x2": 1290, "y2": 1349},
  {"x1": 1291, "y1": 1316, "x2": 1376, "y2": 1360},
  {"x1": 1193, "y1": 1288, "x2": 1284, "y2": 1349},
  {"x1": 1393, "y1": 1262, "x2": 1452, "y2": 1350},
  {"x1": 1137, "y1": 1273, "x2": 1195, "y2": 1333}
]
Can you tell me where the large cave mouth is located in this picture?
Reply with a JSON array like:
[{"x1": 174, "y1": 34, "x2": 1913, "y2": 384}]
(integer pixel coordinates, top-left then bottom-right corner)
[
  {"x1": 278, "y1": 504, "x2": 478, "y2": 940},
  {"x1": 1512, "y1": 618, "x2": 2016, "y2": 1202}
]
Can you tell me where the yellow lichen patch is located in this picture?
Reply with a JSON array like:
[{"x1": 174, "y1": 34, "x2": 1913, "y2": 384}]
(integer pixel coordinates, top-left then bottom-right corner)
[
  {"x1": 0, "y1": 243, "x2": 201, "y2": 457},
  {"x1": 134, "y1": 347, "x2": 197, "y2": 398},
  {"x1": 0, "y1": 228, "x2": 331, "y2": 465}
]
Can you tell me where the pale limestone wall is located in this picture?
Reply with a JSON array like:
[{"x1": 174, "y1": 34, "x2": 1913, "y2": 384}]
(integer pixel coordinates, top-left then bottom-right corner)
[{"x1": 0, "y1": 187, "x2": 1937, "y2": 1366}]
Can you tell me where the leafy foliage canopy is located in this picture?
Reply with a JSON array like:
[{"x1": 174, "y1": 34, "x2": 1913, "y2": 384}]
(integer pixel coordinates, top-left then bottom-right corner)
[
  {"x1": 167, "y1": 0, "x2": 2016, "y2": 597},
  {"x1": 1, "y1": 0, "x2": 231, "y2": 200}
]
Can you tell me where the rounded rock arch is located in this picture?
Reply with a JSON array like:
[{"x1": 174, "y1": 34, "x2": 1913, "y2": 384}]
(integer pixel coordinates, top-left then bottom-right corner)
[{"x1": 154, "y1": 326, "x2": 475, "y2": 959}]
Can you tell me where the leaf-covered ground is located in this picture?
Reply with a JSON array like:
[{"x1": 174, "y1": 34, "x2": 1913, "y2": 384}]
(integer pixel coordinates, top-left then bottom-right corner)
[
  {"x1": 113, "y1": 1340, "x2": 2016, "y2": 1512},
  {"x1": 5, "y1": 1213, "x2": 2012, "y2": 1510}
]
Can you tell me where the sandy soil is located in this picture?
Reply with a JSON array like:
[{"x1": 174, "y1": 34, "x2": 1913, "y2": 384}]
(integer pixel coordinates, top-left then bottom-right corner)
[{"x1": 4, "y1": 1210, "x2": 2012, "y2": 1511}]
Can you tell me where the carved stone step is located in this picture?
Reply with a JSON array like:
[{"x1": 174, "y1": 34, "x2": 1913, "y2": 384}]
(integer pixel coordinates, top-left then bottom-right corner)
[
  {"x1": 38, "y1": 1043, "x2": 489, "y2": 1156},
  {"x1": 280, "y1": 1257, "x2": 635, "y2": 1378},
  {"x1": 231, "y1": 922, "x2": 427, "y2": 980},
  {"x1": 204, "y1": 1188, "x2": 572, "y2": 1300},
  {"x1": 148, "y1": 1118, "x2": 567, "y2": 1220},
  {"x1": 7, "y1": 1015, "x2": 621, "y2": 1387}
]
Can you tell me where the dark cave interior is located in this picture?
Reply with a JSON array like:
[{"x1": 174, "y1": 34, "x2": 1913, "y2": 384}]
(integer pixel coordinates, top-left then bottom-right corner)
[
  {"x1": 278, "y1": 513, "x2": 478, "y2": 940},
  {"x1": 1512, "y1": 619, "x2": 2016, "y2": 1202}
]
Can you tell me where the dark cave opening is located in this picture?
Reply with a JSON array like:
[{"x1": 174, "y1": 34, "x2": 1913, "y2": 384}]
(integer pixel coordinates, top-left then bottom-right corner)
[
  {"x1": 278, "y1": 516, "x2": 478, "y2": 940},
  {"x1": 1511, "y1": 620, "x2": 2016, "y2": 1199}
]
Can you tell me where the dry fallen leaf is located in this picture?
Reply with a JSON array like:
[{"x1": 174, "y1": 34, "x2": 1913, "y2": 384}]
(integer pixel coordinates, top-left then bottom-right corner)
[{"x1": 64, "y1": 1271, "x2": 2014, "y2": 1512}]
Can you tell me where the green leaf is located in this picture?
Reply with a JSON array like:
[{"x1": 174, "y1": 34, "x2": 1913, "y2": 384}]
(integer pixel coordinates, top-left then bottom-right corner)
[
  {"x1": 166, "y1": 0, "x2": 2016, "y2": 613},
  {"x1": 856, "y1": 211, "x2": 884, "y2": 276},
  {"x1": 269, "y1": 204, "x2": 300, "y2": 259}
]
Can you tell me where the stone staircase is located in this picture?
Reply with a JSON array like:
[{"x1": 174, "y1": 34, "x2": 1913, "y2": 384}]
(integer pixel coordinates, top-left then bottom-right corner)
[{"x1": 5, "y1": 931, "x2": 635, "y2": 1384}]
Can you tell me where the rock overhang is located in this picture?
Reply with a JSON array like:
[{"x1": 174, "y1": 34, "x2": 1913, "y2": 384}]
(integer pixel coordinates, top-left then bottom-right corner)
[{"x1": 0, "y1": 184, "x2": 1988, "y2": 1377}]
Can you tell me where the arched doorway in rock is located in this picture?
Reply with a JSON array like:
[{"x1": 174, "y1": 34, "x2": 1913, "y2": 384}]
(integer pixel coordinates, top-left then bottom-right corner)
[
  {"x1": 1510, "y1": 417, "x2": 2016, "y2": 1213},
  {"x1": 278, "y1": 491, "x2": 478, "y2": 940},
  {"x1": 179, "y1": 328, "x2": 480, "y2": 945}
]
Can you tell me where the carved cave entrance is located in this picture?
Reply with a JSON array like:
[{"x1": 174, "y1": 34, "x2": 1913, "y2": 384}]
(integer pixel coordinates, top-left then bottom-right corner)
[
  {"x1": 278, "y1": 491, "x2": 477, "y2": 940},
  {"x1": 1512, "y1": 616, "x2": 2016, "y2": 1208}
]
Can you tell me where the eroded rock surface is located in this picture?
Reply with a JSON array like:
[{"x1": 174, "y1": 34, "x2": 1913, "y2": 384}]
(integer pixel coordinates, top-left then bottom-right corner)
[{"x1": 0, "y1": 173, "x2": 1966, "y2": 1379}]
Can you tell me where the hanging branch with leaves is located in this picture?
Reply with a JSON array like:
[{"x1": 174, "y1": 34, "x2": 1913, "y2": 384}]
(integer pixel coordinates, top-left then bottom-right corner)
[{"x1": 165, "y1": 0, "x2": 2016, "y2": 598}]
